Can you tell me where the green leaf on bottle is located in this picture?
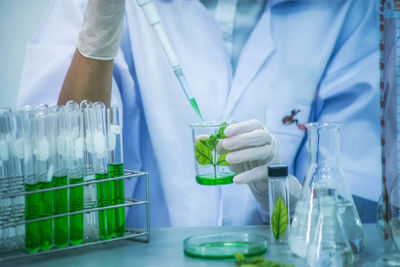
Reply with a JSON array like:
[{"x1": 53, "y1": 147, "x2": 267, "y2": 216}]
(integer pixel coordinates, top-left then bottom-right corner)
[
  {"x1": 195, "y1": 140, "x2": 213, "y2": 165},
  {"x1": 271, "y1": 197, "x2": 288, "y2": 240},
  {"x1": 217, "y1": 153, "x2": 231, "y2": 166}
]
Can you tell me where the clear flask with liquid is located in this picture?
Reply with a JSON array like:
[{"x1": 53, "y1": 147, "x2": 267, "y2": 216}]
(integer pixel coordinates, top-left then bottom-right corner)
[
  {"x1": 306, "y1": 186, "x2": 353, "y2": 267},
  {"x1": 288, "y1": 122, "x2": 365, "y2": 258}
]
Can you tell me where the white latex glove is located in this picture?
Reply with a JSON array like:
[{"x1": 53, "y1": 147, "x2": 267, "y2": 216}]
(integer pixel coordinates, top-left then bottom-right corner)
[
  {"x1": 219, "y1": 119, "x2": 301, "y2": 216},
  {"x1": 78, "y1": 0, "x2": 125, "y2": 60}
]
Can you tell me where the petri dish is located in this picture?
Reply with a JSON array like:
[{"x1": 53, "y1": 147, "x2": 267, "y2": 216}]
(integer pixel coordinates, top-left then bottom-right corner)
[{"x1": 183, "y1": 232, "x2": 268, "y2": 259}]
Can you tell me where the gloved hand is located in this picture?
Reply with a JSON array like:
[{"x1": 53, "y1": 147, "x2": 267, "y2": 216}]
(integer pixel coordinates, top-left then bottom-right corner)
[
  {"x1": 218, "y1": 119, "x2": 301, "y2": 216},
  {"x1": 78, "y1": 0, "x2": 125, "y2": 60}
]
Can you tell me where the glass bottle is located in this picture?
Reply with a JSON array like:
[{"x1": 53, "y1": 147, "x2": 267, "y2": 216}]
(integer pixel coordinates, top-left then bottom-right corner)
[
  {"x1": 268, "y1": 164, "x2": 290, "y2": 244},
  {"x1": 288, "y1": 122, "x2": 365, "y2": 258}
]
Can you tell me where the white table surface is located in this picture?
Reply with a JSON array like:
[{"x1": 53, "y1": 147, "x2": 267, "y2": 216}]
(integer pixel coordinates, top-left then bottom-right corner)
[{"x1": 2, "y1": 224, "x2": 384, "y2": 267}]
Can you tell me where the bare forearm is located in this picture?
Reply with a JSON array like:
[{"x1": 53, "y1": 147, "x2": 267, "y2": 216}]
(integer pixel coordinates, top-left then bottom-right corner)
[{"x1": 58, "y1": 49, "x2": 113, "y2": 106}]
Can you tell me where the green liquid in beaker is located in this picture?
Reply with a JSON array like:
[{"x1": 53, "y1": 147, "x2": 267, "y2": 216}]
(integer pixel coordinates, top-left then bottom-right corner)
[
  {"x1": 196, "y1": 174, "x2": 235, "y2": 186},
  {"x1": 109, "y1": 163, "x2": 125, "y2": 237},
  {"x1": 69, "y1": 177, "x2": 84, "y2": 245},
  {"x1": 53, "y1": 176, "x2": 68, "y2": 248},
  {"x1": 96, "y1": 172, "x2": 115, "y2": 240},
  {"x1": 40, "y1": 181, "x2": 54, "y2": 251},
  {"x1": 189, "y1": 98, "x2": 203, "y2": 121},
  {"x1": 25, "y1": 183, "x2": 41, "y2": 254}
]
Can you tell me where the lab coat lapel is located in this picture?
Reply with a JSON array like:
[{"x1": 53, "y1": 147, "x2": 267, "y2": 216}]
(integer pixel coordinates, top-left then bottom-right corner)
[{"x1": 224, "y1": 6, "x2": 275, "y2": 117}]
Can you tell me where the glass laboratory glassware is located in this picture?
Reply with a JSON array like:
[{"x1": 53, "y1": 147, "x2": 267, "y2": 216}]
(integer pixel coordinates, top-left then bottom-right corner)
[
  {"x1": 0, "y1": 108, "x2": 15, "y2": 250},
  {"x1": 288, "y1": 122, "x2": 365, "y2": 258},
  {"x1": 306, "y1": 186, "x2": 353, "y2": 267},
  {"x1": 65, "y1": 106, "x2": 85, "y2": 245},
  {"x1": 376, "y1": 1, "x2": 400, "y2": 264},
  {"x1": 81, "y1": 101, "x2": 99, "y2": 241},
  {"x1": 17, "y1": 107, "x2": 40, "y2": 254},
  {"x1": 190, "y1": 121, "x2": 235, "y2": 185},
  {"x1": 93, "y1": 102, "x2": 114, "y2": 240},
  {"x1": 268, "y1": 164, "x2": 290, "y2": 244},
  {"x1": 32, "y1": 108, "x2": 57, "y2": 251},
  {"x1": 107, "y1": 107, "x2": 125, "y2": 237},
  {"x1": 53, "y1": 108, "x2": 69, "y2": 248}
]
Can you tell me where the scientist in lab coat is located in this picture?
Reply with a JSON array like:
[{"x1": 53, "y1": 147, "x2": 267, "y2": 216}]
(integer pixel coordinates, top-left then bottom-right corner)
[{"x1": 18, "y1": 0, "x2": 380, "y2": 226}]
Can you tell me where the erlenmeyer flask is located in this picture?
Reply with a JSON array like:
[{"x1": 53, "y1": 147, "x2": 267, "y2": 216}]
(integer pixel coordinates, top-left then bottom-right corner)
[
  {"x1": 306, "y1": 187, "x2": 353, "y2": 267},
  {"x1": 288, "y1": 122, "x2": 365, "y2": 258}
]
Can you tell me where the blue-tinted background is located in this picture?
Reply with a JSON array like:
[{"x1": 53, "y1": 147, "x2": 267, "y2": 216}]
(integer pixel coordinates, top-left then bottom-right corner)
[{"x1": 0, "y1": 0, "x2": 51, "y2": 109}]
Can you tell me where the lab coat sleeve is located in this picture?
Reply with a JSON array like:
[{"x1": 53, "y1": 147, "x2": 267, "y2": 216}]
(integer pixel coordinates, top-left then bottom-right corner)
[
  {"x1": 17, "y1": 0, "x2": 143, "y2": 173},
  {"x1": 17, "y1": 0, "x2": 123, "y2": 108},
  {"x1": 295, "y1": 0, "x2": 381, "y2": 202}
]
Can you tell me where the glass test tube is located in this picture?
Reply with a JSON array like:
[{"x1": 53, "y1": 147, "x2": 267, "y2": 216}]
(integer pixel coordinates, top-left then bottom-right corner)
[
  {"x1": 0, "y1": 108, "x2": 14, "y2": 250},
  {"x1": 17, "y1": 107, "x2": 41, "y2": 254},
  {"x1": 93, "y1": 102, "x2": 115, "y2": 240},
  {"x1": 53, "y1": 107, "x2": 69, "y2": 248},
  {"x1": 81, "y1": 101, "x2": 99, "y2": 241},
  {"x1": 32, "y1": 108, "x2": 57, "y2": 251},
  {"x1": 66, "y1": 105, "x2": 84, "y2": 245},
  {"x1": 107, "y1": 107, "x2": 125, "y2": 237},
  {"x1": 13, "y1": 110, "x2": 29, "y2": 250}
]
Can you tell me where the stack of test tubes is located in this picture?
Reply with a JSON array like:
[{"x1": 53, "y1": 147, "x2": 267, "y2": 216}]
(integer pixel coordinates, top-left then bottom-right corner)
[{"x1": 0, "y1": 101, "x2": 126, "y2": 254}]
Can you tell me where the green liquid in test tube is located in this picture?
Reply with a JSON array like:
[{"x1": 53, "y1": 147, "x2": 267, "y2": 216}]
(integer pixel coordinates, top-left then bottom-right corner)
[
  {"x1": 107, "y1": 107, "x2": 126, "y2": 238},
  {"x1": 25, "y1": 183, "x2": 41, "y2": 254},
  {"x1": 96, "y1": 172, "x2": 115, "y2": 240},
  {"x1": 65, "y1": 105, "x2": 85, "y2": 246},
  {"x1": 15, "y1": 108, "x2": 41, "y2": 254},
  {"x1": 93, "y1": 103, "x2": 115, "y2": 240},
  {"x1": 53, "y1": 176, "x2": 68, "y2": 248},
  {"x1": 69, "y1": 177, "x2": 84, "y2": 245},
  {"x1": 108, "y1": 163, "x2": 125, "y2": 237},
  {"x1": 39, "y1": 181, "x2": 54, "y2": 251}
]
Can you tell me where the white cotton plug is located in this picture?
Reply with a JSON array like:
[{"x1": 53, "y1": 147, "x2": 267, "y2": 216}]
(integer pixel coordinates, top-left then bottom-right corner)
[
  {"x1": 108, "y1": 133, "x2": 116, "y2": 152},
  {"x1": 12, "y1": 138, "x2": 25, "y2": 159},
  {"x1": 0, "y1": 140, "x2": 9, "y2": 161},
  {"x1": 94, "y1": 131, "x2": 106, "y2": 156},
  {"x1": 85, "y1": 131, "x2": 94, "y2": 154},
  {"x1": 110, "y1": 124, "x2": 121, "y2": 135},
  {"x1": 38, "y1": 138, "x2": 49, "y2": 161},
  {"x1": 75, "y1": 137, "x2": 84, "y2": 160},
  {"x1": 47, "y1": 164, "x2": 54, "y2": 181},
  {"x1": 57, "y1": 135, "x2": 66, "y2": 158},
  {"x1": 24, "y1": 143, "x2": 32, "y2": 161}
]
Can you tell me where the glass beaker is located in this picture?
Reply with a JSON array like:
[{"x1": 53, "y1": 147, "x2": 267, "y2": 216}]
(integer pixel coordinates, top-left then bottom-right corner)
[
  {"x1": 288, "y1": 122, "x2": 365, "y2": 258},
  {"x1": 306, "y1": 187, "x2": 353, "y2": 267},
  {"x1": 190, "y1": 121, "x2": 235, "y2": 186}
]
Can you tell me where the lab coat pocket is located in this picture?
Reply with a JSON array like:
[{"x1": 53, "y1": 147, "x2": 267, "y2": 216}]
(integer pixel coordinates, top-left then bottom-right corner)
[
  {"x1": 264, "y1": 101, "x2": 310, "y2": 137},
  {"x1": 264, "y1": 101, "x2": 310, "y2": 165}
]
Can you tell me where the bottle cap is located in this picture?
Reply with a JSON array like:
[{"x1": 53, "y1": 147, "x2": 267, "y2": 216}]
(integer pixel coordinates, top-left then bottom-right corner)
[{"x1": 268, "y1": 164, "x2": 288, "y2": 178}]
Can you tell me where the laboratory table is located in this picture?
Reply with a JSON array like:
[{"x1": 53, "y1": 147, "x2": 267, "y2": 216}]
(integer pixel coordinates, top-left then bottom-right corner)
[{"x1": 4, "y1": 224, "x2": 385, "y2": 267}]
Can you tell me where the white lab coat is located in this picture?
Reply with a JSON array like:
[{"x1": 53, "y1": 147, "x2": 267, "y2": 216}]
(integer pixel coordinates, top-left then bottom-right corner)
[{"x1": 18, "y1": 0, "x2": 381, "y2": 227}]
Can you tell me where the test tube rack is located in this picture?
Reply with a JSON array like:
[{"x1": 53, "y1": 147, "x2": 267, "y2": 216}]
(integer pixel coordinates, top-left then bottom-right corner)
[{"x1": 0, "y1": 169, "x2": 150, "y2": 263}]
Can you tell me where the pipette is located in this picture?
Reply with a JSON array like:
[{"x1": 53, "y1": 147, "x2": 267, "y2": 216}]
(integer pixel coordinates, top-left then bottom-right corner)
[{"x1": 136, "y1": 0, "x2": 203, "y2": 121}]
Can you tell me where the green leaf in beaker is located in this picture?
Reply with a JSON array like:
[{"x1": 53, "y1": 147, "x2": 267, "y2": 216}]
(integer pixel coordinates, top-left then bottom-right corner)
[
  {"x1": 205, "y1": 134, "x2": 218, "y2": 150},
  {"x1": 217, "y1": 153, "x2": 231, "y2": 166},
  {"x1": 216, "y1": 122, "x2": 228, "y2": 139},
  {"x1": 271, "y1": 197, "x2": 288, "y2": 240},
  {"x1": 195, "y1": 140, "x2": 213, "y2": 165}
]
